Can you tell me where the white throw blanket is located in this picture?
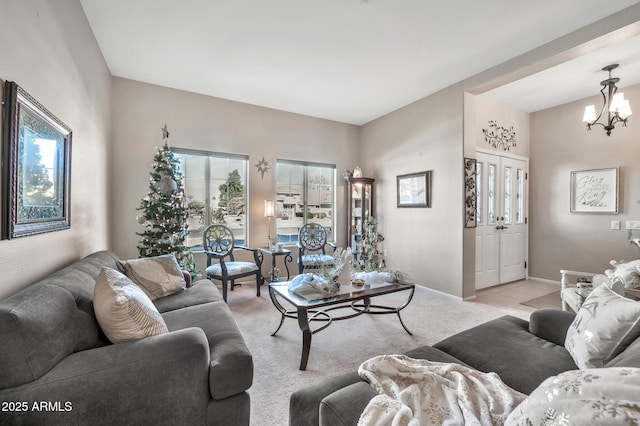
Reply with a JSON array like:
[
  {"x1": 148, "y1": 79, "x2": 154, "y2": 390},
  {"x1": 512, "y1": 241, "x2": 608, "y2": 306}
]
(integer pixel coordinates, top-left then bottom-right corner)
[{"x1": 358, "y1": 355, "x2": 526, "y2": 426}]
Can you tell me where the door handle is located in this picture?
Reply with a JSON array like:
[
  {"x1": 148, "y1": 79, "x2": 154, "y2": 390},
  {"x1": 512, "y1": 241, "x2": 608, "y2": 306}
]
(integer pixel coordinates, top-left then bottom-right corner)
[{"x1": 495, "y1": 226, "x2": 509, "y2": 230}]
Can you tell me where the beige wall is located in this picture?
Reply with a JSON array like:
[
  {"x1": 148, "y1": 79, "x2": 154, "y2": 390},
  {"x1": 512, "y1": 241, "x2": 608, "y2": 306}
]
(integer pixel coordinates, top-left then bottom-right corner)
[
  {"x1": 110, "y1": 78, "x2": 360, "y2": 275},
  {"x1": 473, "y1": 95, "x2": 530, "y2": 157},
  {"x1": 360, "y1": 83, "x2": 466, "y2": 297},
  {"x1": 0, "y1": 0, "x2": 112, "y2": 300},
  {"x1": 530, "y1": 83, "x2": 640, "y2": 280}
]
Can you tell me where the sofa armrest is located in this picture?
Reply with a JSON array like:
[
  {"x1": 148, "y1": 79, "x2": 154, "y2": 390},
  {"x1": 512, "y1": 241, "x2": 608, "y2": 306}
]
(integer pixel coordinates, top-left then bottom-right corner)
[
  {"x1": 290, "y1": 371, "x2": 362, "y2": 426},
  {"x1": 529, "y1": 308, "x2": 576, "y2": 346},
  {"x1": 320, "y1": 381, "x2": 377, "y2": 426},
  {"x1": 0, "y1": 328, "x2": 211, "y2": 425}
]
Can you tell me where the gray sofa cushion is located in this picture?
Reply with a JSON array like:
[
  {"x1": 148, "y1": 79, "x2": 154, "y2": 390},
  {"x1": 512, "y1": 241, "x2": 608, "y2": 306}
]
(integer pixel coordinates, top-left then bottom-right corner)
[
  {"x1": 434, "y1": 315, "x2": 577, "y2": 394},
  {"x1": 0, "y1": 284, "x2": 102, "y2": 388},
  {"x1": 154, "y1": 279, "x2": 223, "y2": 313},
  {"x1": 162, "y1": 301, "x2": 253, "y2": 400}
]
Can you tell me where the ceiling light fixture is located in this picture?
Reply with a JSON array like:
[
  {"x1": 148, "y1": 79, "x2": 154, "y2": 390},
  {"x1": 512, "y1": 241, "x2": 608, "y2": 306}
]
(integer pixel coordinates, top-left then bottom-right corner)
[{"x1": 582, "y1": 64, "x2": 632, "y2": 136}]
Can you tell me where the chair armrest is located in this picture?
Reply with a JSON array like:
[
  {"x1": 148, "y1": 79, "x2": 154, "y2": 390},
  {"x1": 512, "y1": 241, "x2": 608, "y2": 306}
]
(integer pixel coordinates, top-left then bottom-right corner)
[
  {"x1": 529, "y1": 308, "x2": 576, "y2": 346},
  {"x1": 0, "y1": 328, "x2": 211, "y2": 424},
  {"x1": 234, "y1": 246, "x2": 263, "y2": 267},
  {"x1": 327, "y1": 242, "x2": 337, "y2": 251}
]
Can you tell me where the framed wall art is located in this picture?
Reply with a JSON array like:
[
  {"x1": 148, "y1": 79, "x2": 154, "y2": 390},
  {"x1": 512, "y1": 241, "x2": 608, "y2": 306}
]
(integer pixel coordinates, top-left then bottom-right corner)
[
  {"x1": 2, "y1": 81, "x2": 72, "y2": 239},
  {"x1": 464, "y1": 158, "x2": 477, "y2": 227},
  {"x1": 396, "y1": 171, "x2": 431, "y2": 208},
  {"x1": 570, "y1": 167, "x2": 618, "y2": 214}
]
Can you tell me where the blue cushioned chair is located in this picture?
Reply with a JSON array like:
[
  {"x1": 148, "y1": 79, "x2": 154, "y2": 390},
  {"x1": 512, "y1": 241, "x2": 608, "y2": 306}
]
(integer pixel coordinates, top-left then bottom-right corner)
[
  {"x1": 203, "y1": 224, "x2": 263, "y2": 302},
  {"x1": 296, "y1": 222, "x2": 336, "y2": 274}
]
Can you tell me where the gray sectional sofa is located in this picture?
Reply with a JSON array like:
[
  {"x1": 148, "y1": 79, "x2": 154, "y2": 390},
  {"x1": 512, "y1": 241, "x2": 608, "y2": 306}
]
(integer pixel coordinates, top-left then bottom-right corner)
[
  {"x1": 290, "y1": 309, "x2": 581, "y2": 426},
  {"x1": 0, "y1": 250, "x2": 252, "y2": 425}
]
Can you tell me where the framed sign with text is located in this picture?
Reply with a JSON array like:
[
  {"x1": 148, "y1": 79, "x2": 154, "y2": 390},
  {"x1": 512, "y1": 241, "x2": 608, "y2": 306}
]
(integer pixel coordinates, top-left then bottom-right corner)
[{"x1": 570, "y1": 167, "x2": 618, "y2": 214}]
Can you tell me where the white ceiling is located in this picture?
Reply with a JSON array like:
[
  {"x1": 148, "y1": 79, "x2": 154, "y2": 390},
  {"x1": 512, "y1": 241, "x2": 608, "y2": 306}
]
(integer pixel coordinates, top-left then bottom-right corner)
[
  {"x1": 80, "y1": 0, "x2": 640, "y2": 125},
  {"x1": 483, "y1": 34, "x2": 640, "y2": 112}
]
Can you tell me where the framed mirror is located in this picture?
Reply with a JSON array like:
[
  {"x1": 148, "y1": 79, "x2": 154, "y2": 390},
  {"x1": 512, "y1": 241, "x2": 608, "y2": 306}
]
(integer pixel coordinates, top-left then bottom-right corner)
[
  {"x1": 2, "y1": 81, "x2": 72, "y2": 239},
  {"x1": 396, "y1": 170, "x2": 432, "y2": 208}
]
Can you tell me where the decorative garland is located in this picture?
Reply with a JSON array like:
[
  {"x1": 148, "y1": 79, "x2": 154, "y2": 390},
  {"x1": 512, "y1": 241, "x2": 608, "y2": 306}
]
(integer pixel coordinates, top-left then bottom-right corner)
[{"x1": 482, "y1": 120, "x2": 517, "y2": 151}]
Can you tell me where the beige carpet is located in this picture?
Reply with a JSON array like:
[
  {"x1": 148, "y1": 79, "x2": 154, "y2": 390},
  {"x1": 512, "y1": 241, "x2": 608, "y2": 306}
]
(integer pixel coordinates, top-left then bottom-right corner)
[
  {"x1": 225, "y1": 283, "x2": 533, "y2": 426},
  {"x1": 519, "y1": 290, "x2": 562, "y2": 310}
]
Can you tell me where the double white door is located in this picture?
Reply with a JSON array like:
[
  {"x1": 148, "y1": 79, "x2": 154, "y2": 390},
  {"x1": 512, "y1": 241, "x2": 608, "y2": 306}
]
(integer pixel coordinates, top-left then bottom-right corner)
[{"x1": 475, "y1": 152, "x2": 527, "y2": 289}]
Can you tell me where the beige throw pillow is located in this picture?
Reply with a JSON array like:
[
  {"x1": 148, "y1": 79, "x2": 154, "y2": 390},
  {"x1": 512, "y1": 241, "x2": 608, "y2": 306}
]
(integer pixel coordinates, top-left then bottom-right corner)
[
  {"x1": 94, "y1": 267, "x2": 168, "y2": 343},
  {"x1": 565, "y1": 283, "x2": 640, "y2": 369},
  {"x1": 120, "y1": 254, "x2": 186, "y2": 301}
]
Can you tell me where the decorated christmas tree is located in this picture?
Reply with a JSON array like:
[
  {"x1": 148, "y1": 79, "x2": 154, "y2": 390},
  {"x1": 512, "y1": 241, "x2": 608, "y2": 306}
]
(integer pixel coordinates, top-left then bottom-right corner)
[{"x1": 136, "y1": 125, "x2": 197, "y2": 276}]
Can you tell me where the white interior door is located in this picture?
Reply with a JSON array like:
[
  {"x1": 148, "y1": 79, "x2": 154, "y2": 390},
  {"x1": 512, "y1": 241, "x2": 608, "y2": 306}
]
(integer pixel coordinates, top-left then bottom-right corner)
[{"x1": 475, "y1": 152, "x2": 527, "y2": 289}]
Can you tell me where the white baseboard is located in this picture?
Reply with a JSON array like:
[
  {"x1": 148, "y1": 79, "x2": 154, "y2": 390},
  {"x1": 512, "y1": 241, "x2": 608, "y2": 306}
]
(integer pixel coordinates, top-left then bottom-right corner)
[{"x1": 527, "y1": 276, "x2": 562, "y2": 286}]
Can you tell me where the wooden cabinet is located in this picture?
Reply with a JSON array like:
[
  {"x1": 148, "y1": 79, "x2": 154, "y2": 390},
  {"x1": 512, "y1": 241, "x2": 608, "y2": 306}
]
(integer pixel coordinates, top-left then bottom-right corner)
[{"x1": 347, "y1": 177, "x2": 374, "y2": 262}]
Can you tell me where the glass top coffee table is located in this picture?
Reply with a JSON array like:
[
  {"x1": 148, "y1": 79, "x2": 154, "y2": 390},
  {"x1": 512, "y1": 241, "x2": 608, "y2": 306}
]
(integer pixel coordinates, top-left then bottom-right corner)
[{"x1": 268, "y1": 281, "x2": 415, "y2": 370}]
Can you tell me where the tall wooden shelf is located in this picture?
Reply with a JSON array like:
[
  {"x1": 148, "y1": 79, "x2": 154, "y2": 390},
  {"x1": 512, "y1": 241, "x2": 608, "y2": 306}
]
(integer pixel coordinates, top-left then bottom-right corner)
[{"x1": 347, "y1": 177, "x2": 375, "y2": 262}]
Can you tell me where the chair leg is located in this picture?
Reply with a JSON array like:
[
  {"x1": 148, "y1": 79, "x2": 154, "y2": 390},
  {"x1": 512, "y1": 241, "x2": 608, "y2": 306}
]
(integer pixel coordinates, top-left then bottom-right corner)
[
  {"x1": 231, "y1": 279, "x2": 235, "y2": 291},
  {"x1": 221, "y1": 280, "x2": 228, "y2": 303}
]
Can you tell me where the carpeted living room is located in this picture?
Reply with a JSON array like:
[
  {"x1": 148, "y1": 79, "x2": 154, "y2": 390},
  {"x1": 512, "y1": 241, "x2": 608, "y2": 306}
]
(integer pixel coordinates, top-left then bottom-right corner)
[{"x1": 2, "y1": 1, "x2": 640, "y2": 425}]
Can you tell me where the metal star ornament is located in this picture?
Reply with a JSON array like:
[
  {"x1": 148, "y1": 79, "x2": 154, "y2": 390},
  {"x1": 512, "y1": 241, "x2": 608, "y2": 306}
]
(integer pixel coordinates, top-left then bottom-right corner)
[
  {"x1": 161, "y1": 124, "x2": 170, "y2": 146},
  {"x1": 255, "y1": 157, "x2": 270, "y2": 179}
]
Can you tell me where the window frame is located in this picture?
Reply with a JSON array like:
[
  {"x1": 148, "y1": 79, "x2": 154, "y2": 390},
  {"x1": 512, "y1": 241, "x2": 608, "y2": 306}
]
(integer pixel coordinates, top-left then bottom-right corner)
[
  {"x1": 172, "y1": 147, "x2": 249, "y2": 250},
  {"x1": 275, "y1": 159, "x2": 337, "y2": 244}
]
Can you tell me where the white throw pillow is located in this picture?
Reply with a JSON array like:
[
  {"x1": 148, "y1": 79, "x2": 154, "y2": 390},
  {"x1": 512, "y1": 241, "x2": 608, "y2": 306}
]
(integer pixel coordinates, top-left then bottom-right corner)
[
  {"x1": 506, "y1": 368, "x2": 640, "y2": 425},
  {"x1": 94, "y1": 267, "x2": 168, "y2": 343},
  {"x1": 120, "y1": 254, "x2": 186, "y2": 301},
  {"x1": 565, "y1": 283, "x2": 640, "y2": 369},
  {"x1": 605, "y1": 259, "x2": 640, "y2": 289}
]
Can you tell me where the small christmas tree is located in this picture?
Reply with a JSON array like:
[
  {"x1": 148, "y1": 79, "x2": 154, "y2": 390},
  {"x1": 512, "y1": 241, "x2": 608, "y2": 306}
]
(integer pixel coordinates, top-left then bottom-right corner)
[{"x1": 136, "y1": 125, "x2": 197, "y2": 276}]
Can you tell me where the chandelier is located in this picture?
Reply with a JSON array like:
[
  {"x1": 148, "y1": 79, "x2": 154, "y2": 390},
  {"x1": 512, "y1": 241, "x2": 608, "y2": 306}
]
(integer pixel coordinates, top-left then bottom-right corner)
[{"x1": 582, "y1": 64, "x2": 632, "y2": 136}]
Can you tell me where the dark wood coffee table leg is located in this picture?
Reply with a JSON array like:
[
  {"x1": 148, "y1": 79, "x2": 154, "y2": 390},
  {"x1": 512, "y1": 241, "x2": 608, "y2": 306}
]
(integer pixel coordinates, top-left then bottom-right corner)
[{"x1": 297, "y1": 306, "x2": 311, "y2": 370}]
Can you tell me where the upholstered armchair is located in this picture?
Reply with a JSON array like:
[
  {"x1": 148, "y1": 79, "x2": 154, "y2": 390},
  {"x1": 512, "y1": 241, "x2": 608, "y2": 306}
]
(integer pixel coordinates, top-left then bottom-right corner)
[
  {"x1": 296, "y1": 222, "x2": 336, "y2": 274},
  {"x1": 203, "y1": 224, "x2": 263, "y2": 302}
]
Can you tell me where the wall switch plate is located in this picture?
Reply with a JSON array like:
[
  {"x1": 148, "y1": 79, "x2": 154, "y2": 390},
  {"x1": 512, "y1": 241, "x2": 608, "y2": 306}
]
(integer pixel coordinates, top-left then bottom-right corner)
[
  {"x1": 611, "y1": 220, "x2": 621, "y2": 230},
  {"x1": 626, "y1": 221, "x2": 640, "y2": 230}
]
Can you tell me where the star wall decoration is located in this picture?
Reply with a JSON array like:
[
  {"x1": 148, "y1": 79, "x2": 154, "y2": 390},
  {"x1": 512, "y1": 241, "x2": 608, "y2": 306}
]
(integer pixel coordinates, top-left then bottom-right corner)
[{"x1": 255, "y1": 157, "x2": 270, "y2": 179}]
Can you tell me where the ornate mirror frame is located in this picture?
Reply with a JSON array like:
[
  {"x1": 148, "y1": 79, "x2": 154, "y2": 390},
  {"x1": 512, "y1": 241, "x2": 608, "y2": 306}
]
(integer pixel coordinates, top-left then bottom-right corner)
[{"x1": 2, "y1": 81, "x2": 72, "y2": 239}]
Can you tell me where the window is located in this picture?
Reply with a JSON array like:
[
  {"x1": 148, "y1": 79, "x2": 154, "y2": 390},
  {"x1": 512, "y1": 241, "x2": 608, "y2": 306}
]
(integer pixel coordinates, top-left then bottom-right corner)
[
  {"x1": 276, "y1": 160, "x2": 336, "y2": 243},
  {"x1": 173, "y1": 148, "x2": 249, "y2": 249}
]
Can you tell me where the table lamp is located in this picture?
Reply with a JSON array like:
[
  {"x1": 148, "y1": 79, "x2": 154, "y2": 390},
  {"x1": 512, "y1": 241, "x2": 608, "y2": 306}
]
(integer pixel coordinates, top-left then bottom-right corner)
[{"x1": 264, "y1": 200, "x2": 275, "y2": 247}]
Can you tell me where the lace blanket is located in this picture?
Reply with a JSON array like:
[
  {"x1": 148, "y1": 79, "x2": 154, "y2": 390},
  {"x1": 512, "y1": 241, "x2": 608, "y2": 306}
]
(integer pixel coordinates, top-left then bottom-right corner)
[{"x1": 358, "y1": 355, "x2": 525, "y2": 426}]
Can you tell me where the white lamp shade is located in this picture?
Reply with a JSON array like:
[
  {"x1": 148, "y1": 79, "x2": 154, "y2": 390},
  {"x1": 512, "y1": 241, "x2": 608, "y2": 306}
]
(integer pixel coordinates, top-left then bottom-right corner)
[
  {"x1": 264, "y1": 200, "x2": 275, "y2": 217},
  {"x1": 619, "y1": 99, "x2": 632, "y2": 119},
  {"x1": 582, "y1": 105, "x2": 597, "y2": 123},
  {"x1": 609, "y1": 92, "x2": 625, "y2": 113}
]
